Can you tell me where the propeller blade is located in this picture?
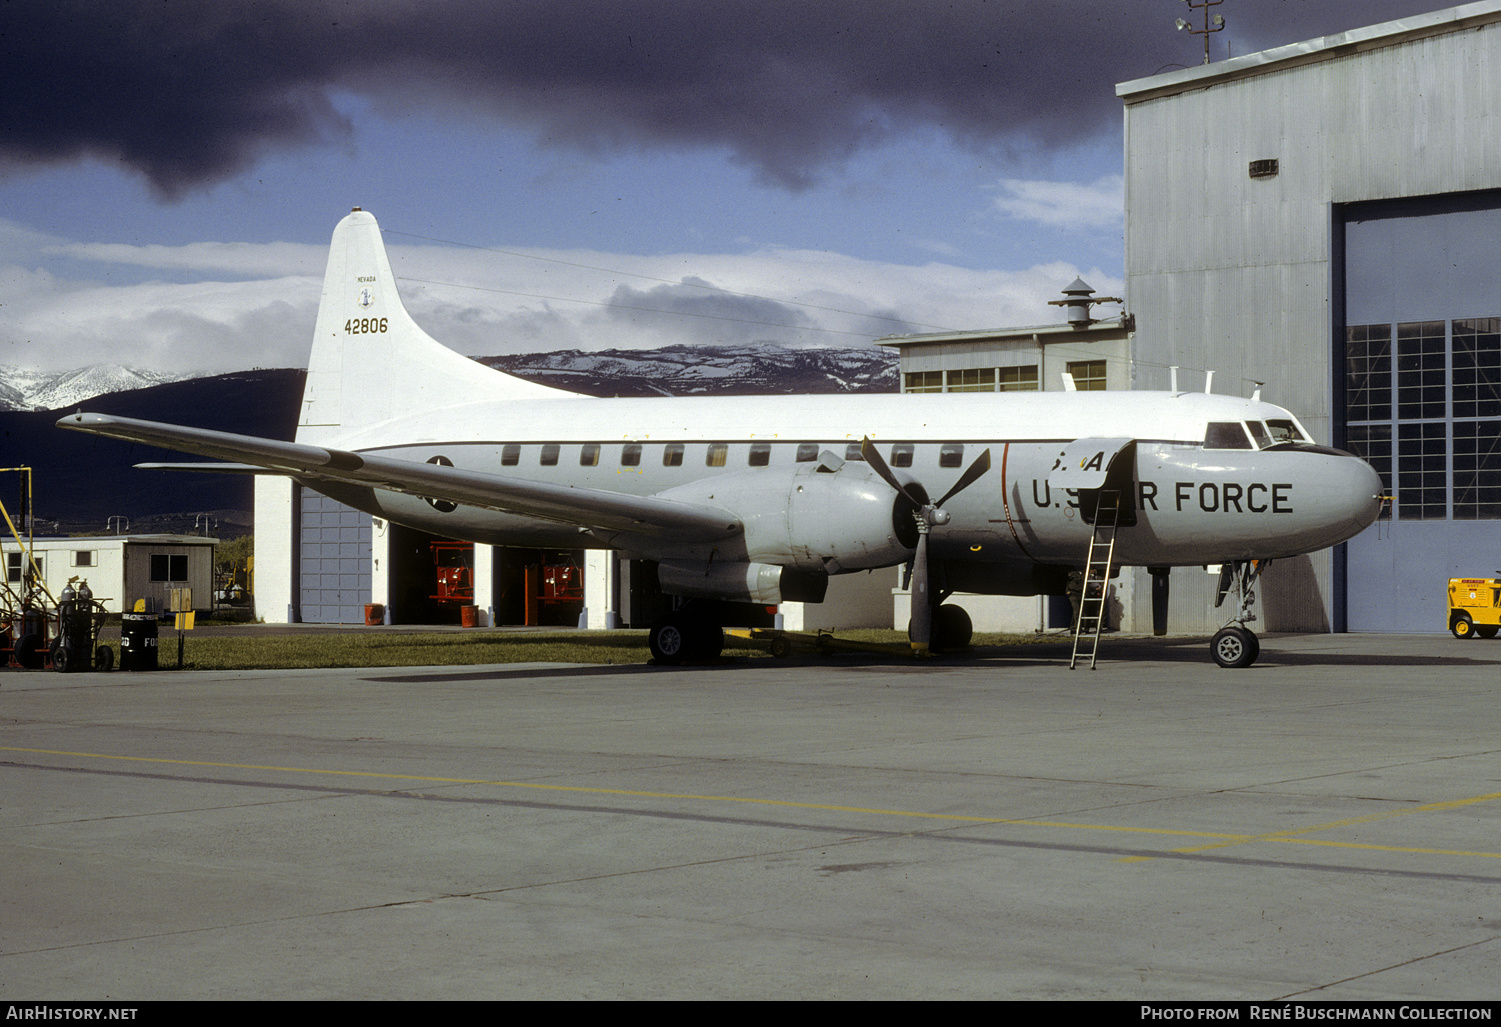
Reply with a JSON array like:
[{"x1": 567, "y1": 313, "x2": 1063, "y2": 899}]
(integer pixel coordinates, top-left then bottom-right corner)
[
  {"x1": 908, "y1": 524, "x2": 932, "y2": 650},
  {"x1": 935, "y1": 448, "x2": 992, "y2": 508},
  {"x1": 859, "y1": 436, "x2": 924, "y2": 509}
]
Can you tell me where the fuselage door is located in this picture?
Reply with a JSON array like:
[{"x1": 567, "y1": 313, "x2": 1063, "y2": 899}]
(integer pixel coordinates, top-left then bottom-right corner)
[
  {"x1": 1047, "y1": 437, "x2": 1138, "y2": 527},
  {"x1": 1048, "y1": 438, "x2": 1136, "y2": 491}
]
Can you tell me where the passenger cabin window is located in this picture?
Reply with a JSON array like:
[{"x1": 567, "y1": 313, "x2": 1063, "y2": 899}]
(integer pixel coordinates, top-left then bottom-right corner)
[
  {"x1": 580, "y1": 443, "x2": 600, "y2": 466},
  {"x1": 1204, "y1": 422, "x2": 1253, "y2": 449},
  {"x1": 622, "y1": 444, "x2": 642, "y2": 467},
  {"x1": 706, "y1": 443, "x2": 728, "y2": 467},
  {"x1": 844, "y1": 443, "x2": 865, "y2": 461},
  {"x1": 663, "y1": 443, "x2": 684, "y2": 467},
  {"x1": 501, "y1": 444, "x2": 520, "y2": 466},
  {"x1": 939, "y1": 443, "x2": 964, "y2": 468},
  {"x1": 796, "y1": 442, "x2": 819, "y2": 462},
  {"x1": 748, "y1": 443, "x2": 771, "y2": 467},
  {"x1": 540, "y1": 443, "x2": 560, "y2": 467},
  {"x1": 1245, "y1": 421, "x2": 1272, "y2": 450},
  {"x1": 890, "y1": 443, "x2": 914, "y2": 468}
]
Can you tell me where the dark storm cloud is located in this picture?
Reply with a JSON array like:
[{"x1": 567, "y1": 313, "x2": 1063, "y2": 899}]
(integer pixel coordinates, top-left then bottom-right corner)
[{"x1": 0, "y1": 0, "x2": 1444, "y2": 197}]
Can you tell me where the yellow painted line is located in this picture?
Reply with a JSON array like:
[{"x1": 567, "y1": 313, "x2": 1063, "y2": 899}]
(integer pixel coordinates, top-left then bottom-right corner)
[
  {"x1": 1118, "y1": 789, "x2": 1501, "y2": 863},
  {"x1": 6, "y1": 746, "x2": 1500, "y2": 862}
]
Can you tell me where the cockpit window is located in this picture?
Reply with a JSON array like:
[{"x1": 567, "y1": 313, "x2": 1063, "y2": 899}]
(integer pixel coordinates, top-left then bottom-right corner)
[
  {"x1": 1204, "y1": 422, "x2": 1253, "y2": 449},
  {"x1": 1265, "y1": 418, "x2": 1306, "y2": 444},
  {"x1": 1245, "y1": 421, "x2": 1272, "y2": 450}
]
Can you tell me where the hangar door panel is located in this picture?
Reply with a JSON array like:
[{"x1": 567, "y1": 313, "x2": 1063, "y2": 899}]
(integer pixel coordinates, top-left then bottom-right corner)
[
  {"x1": 299, "y1": 487, "x2": 372, "y2": 624},
  {"x1": 1342, "y1": 201, "x2": 1501, "y2": 631}
]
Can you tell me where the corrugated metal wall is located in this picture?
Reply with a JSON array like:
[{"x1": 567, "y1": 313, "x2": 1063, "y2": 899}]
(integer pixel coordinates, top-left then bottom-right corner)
[{"x1": 1121, "y1": 11, "x2": 1501, "y2": 633}]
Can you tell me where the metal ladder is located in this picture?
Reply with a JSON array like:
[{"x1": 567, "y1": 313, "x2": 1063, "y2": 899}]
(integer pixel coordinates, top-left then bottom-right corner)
[{"x1": 1070, "y1": 489, "x2": 1121, "y2": 670}]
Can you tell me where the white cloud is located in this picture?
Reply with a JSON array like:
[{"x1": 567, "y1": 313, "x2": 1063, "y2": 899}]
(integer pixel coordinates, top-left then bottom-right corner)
[
  {"x1": 989, "y1": 175, "x2": 1124, "y2": 231},
  {"x1": 0, "y1": 222, "x2": 1121, "y2": 373}
]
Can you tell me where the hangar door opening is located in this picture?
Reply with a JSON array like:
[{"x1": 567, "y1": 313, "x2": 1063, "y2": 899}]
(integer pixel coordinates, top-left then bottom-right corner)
[
  {"x1": 1339, "y1": 194, "x2": 1501, "y2": 632},
  {"x1": 298, "y1": 487, "x2": 372, "y2": 624}
]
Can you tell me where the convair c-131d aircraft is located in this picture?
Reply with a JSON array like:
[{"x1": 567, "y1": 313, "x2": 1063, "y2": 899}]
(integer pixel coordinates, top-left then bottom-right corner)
[{"x1": 59, "y1": 209, "x2": 1383, "y2": 667}]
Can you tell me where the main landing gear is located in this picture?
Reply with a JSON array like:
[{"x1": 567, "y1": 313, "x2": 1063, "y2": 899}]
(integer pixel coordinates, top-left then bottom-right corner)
[
  {"x1": 648, "y1": 608, "x2": 724, "y2": 665},
  {"x1": 1210, "y1": 560, "x2": 1265, "y2": 669}
]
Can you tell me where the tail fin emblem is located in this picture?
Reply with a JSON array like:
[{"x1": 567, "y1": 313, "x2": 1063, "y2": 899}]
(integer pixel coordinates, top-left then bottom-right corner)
[{"x1": 359, "y1": 287, "x2": 375, "y2": 308}]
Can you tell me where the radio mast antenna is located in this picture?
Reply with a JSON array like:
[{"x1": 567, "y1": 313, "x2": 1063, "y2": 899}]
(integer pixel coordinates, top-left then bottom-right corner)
[{"x1": 1176, "y1": 0, "x2": 1226, "y2": 65}]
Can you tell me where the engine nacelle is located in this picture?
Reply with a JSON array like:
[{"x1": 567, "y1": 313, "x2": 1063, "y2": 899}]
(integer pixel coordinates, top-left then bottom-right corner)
[
  {"x1": 658, "y1": 560, "x2": 829, "y2": 604},
  {"x1": 655, "y1": 452, "x2": 920, "y2": 573}
]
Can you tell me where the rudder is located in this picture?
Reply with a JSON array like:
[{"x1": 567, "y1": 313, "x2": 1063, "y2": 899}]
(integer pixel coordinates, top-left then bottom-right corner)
[{"x1": 297, "y1": 208, "x2": 574, "y2": 446}]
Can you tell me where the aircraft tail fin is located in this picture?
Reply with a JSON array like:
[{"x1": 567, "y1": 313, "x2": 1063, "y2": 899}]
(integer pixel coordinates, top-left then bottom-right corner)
[{"x1": 297, "y1": 208, "x2": 575, "y2": 446}]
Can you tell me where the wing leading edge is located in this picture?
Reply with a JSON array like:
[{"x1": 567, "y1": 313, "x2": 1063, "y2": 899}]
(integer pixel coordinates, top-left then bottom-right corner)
[{"x1": 58, "y1": 412, "x2": 742, "y2": 542}]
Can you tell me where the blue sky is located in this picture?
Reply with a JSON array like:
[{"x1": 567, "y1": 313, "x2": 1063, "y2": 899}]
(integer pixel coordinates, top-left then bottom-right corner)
[{"x1": 0, "y1": 0, "x2": 1444, "y2": 371}]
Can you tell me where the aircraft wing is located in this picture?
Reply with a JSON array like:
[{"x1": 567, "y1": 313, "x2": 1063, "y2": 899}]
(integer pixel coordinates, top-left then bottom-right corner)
[{"x1": 58, "y1": 412, "x2": 743, "y2": 542}]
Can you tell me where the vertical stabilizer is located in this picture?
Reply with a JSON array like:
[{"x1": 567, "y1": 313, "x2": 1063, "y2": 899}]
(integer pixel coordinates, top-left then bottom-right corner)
[{"x1": 297, "y1": 208, "x2": 575, "y2": 446}]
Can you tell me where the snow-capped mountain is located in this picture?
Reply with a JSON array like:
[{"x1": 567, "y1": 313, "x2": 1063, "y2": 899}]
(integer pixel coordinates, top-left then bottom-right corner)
[
  {"x1": 482, "y1": 343, "x2": 898, "y2": 396},
  {"x1": 2, "y1": 344, "x2": 896, "y2": 416},
  {"x1": 0, "y1": 364, "x2": 201, "y2": 411}
]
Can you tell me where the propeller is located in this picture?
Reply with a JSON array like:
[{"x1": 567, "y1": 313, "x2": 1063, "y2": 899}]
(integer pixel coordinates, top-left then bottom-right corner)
[{"x1": 860, "y1": 437, "x2": 991, "y2": 651}]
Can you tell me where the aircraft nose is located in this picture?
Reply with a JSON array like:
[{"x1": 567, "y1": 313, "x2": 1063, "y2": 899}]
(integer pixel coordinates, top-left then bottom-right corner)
[{"x1": 1329, "y1": 450, "x2": 1385, "y2": 535}]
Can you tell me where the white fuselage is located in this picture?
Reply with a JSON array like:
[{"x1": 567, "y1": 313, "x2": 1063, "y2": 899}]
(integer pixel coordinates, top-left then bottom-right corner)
[{"x1": 317, "y1": 388, "x2": 1384, "y2": 584}]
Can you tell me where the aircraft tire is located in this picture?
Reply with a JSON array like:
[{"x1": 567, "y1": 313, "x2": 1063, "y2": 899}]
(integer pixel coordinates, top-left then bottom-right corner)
[
  {"x1": 1451, "y1": 614, "x2": 1475, "y2": 640},
  {"x1": 648, "y1": 619, "x2": 690, "y2": 664},
  {"x1": 933, "y1": 604, "x2": 973, "y2": 651},
  {"x1": 1211, "y1": 626, "x2": 1259, "y2": 669}
]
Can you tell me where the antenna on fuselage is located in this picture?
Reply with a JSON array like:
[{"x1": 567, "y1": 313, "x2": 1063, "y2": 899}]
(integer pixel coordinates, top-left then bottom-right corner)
[{"x1": 1204, "y1": 370, "x2": 1215, "y2": 394}]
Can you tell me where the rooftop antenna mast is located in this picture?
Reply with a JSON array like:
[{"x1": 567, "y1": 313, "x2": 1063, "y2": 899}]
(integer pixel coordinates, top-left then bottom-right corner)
[{"x1": 1176, "y1": 0, "x2": 1225, "y2": 65}]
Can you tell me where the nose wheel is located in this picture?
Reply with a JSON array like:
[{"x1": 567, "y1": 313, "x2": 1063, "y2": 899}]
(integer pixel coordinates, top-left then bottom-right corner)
[
  {"x1": 1211, "y1": 624, "x2": 1260, "y2": 669},
  {"x1": 1210, "y1": 560, "x2": 1265, "y2": 668}
]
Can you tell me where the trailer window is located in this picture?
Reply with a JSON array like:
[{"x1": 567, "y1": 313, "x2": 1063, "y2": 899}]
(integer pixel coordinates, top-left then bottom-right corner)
[{"x1": 151, "y1": 554, "x2": 188, "y2": 582}]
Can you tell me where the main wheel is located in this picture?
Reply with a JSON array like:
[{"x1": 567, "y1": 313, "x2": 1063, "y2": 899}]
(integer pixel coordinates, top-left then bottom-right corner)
[
  {"x1": 1452, "y1": 614, "x2": 1476, "y2": 639},
  {"x1": 933, "y1": 604, "x2": 973, "y2": 651},
  {"x1": 649, "y1": 618, "x2": 690, "y2": 664},
  {"x1": 1476, "y1": 625, "x2": 1499, "y2": 639},
  {"x1": 1211, "y1": 625, "x2": 1259, "y2": 668}
]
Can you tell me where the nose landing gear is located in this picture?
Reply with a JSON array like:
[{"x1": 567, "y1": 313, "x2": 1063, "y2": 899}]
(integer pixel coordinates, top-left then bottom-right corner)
[{"x1": 1211, "y1": 560, "x2": 1265, "y2": 669}]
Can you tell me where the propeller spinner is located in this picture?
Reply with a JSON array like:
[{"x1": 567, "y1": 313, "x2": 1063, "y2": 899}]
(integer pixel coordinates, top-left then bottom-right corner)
[{"x1": 860, "y1": 437, "x2": 992, "y2": 651}]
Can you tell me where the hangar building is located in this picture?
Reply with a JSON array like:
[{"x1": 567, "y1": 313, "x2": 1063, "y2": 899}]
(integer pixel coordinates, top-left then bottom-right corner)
[{"x1": 1117, "y1": 1, "x2": 1501, "y2": 634}]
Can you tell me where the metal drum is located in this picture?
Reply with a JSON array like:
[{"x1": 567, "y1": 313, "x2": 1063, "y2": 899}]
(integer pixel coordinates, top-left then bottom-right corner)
[{"x1": 119, "y1": 614, "x2": 159, "y2": 671}]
